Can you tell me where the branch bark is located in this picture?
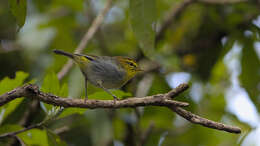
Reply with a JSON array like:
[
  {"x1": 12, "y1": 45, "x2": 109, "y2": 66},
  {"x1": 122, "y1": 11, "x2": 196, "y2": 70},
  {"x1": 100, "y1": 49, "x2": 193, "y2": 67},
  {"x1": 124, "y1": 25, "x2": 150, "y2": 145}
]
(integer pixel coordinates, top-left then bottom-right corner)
[
  {"x1": 0, "y1": 84, "x2": 189, "y2": 109},
  {"x1": 0, "y1": 83, "x2": 241, "y2": 138},
  {"x1": 170, "y1": 106, "x2": 241, "y2": 133}
]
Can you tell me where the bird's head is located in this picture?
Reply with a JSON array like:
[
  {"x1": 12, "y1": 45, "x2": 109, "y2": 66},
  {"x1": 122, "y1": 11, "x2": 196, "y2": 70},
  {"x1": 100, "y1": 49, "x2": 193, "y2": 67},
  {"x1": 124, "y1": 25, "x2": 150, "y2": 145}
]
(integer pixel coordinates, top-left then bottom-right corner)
[{"x1": 116, "y1": 56, "x2": 142, "y2": 80}]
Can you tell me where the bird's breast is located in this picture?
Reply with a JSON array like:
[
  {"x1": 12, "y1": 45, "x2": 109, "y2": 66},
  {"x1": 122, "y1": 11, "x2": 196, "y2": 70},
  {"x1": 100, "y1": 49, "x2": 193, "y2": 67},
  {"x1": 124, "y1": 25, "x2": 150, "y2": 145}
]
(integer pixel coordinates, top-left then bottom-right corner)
[{"x1": 83, "y1": 60, "x2": 127, "y2": 89}]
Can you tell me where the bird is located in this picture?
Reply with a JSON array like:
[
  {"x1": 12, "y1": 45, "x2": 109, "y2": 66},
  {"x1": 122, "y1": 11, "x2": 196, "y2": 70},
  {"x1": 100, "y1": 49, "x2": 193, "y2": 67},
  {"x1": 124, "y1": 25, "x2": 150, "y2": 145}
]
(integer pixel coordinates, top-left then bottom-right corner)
[{"x1": 53, "y1": 49, "x2": 142, "y2": 101}]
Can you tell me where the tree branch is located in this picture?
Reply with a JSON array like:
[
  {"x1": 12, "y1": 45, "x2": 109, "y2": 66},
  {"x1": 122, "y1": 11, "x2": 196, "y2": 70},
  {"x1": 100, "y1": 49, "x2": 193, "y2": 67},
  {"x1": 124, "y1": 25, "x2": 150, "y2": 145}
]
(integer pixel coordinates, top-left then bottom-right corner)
[
  {"x1": 57, "y1": 0, "x2": 113, "y2": 80},
  {"x1": 0, "y1": 84, "x2": 189, "y2": 109},
  {"x1": 169, "y1": 106, "x2": 241, "y2": 133},
  {"x1": 0, "y1": 83, "x2": 241, "y2": 138}
]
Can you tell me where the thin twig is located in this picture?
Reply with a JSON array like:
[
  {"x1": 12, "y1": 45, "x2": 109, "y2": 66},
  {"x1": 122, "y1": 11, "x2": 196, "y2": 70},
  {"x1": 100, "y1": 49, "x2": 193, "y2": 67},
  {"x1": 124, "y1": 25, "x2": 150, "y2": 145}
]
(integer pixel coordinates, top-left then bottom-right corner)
[
  {"x1": 134, "y1": 74, "x2": 155, "y2": 146},
  {"x1": 54, "y1": 126, "x2": 70, "y2": 135},
  {"x1": 136, "y1": 74, "x2": 155, "y2": 98},
  {"x1": 156, "y1": 0, "x2": 196, "y2": 43},
  {"x1": 139, "y1": 122, "x2": 155, "y2": 146},
  {"x1": 170, "y1": 106, "x2": 241, "y2": 133},
  {"x1": 57, "y1": 0, "x2": 113, "y2": 80},
  {"x1": 14, "y1": 135, "x2": 26, "y2": 146},
  {"x1": 18, "y1": 100, "x2": 39, "y2": 126},
  {"x1": 165, "y1": 83, "x2": 189, "y2": 99},
  {"x1": 0, "y1": 121, "x2": 44, "y2": 138},
  {"x1": 124, "y1": 122, "x2": 136, "y2": 146},
  {"x1": 0, "y1": 107, "x2": 63, "y2": 138},
  {"x1": 199, "y1": 0, "x2": 247, "y2": 4}
]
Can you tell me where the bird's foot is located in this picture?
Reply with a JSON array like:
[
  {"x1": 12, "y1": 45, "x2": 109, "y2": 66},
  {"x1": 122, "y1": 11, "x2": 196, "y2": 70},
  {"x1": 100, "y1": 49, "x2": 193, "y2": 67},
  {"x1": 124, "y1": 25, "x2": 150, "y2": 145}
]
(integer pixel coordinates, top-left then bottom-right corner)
[
  {"x1": 113, "y1": 96, "x2": 119, "y2": 104},
  {"x1": 84, "y1": 97, "x2": 88, "y2": 103}
]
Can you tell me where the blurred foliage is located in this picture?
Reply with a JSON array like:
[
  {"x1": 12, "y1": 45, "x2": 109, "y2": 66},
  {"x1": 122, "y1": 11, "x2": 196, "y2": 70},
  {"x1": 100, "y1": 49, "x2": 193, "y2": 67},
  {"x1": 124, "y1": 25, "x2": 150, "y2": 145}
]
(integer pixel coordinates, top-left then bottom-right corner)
[
  {"x1": 41, "y1": 72, "x2": 68, "y2": 113},
  {"x1": 17, "y1": 129, "x2": 49, "y2": 146},
  {"x1": 9, "y1": 0, "x2": 27, "y2": 28},
  {"x1": 240, "y1": 37, "x2": 260, "y2": 112},
  {"x1": 129, "y1": 0, "x2": 156, "y2": 58},
  {"x1": 0, "y1": 0, "x2": 260, "y2": 146},
  {"x1": 0, "y1": 71, "x2": 29, "y2": 124},
  {"x1": 46, "y1": 129, "x2": 67, "y2": 146}
]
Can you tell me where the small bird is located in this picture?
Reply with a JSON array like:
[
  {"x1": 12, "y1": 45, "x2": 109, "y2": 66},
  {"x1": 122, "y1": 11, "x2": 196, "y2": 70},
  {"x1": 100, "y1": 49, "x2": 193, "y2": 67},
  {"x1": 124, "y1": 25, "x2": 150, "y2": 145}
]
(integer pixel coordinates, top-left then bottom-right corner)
[{"x1": 53, "y1": 49, "x2": 142, "y2": 101}]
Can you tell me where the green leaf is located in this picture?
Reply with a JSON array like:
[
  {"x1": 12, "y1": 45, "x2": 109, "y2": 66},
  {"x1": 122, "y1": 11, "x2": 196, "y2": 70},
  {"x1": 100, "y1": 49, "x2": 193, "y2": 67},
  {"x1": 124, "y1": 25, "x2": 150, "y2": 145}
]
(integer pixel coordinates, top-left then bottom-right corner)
[
  {"x1": 240, "y1": 41, "x2": 260, "y2": 110},
  {"x1": 111, "y1": 90, "x2": 132, "y2": 98},
  {"x1": 40, "y1": 72, "x2": 68, "y2": 116},
  {"x1": 8, "y1": 0, "x2": 27, "y2": 28},
  {"x1": 141, "y1": 106, "x2": 175, "y2": 129},
  {"x1": 0, "y1": 71, "x2": 29, "y2": 124},
  {"x1": 41, "y1": 72, "x2": 60, "y2": 95},
  {"x1": 41, "y1": 72, "x2": 65, "y2": 113},
  {"x1": 0, "y1": 71, "x2": 29, "y2": 95},
  {"x1": 58, "y1": 108, "x2": 86, "y2": 119},
  {"x1": 88, "y1": 90, "x2": 131, "y2": 100},
  {"x1": 17, "y1": 129, "x2": 48, "y2": 146},
  {"x1": 46, "y1": 129, "x2": 67, "y2": 146},
  {"x1": 0, "y1": 98, "x2": 24, "y2": 124},
  {"x1": 41, "y1": 72, "x2": 61, "y2": 114},
  {"x1": 0, "y1": 124, "x2": 23, "y2": 135},
  {"x1": 149, "y1": 75, "x2": 171, "y2": 96},
  {"x1": 59, "y1": 83, "x2": 68, "y2": 97},
  {"x1": 28, "y1": 78, "x2": 37, "y2": 84},
  {"x1": 54, "y1": 0, "x2": 84, "y2": 11},
  {"x1": 129, "y1": 0, "x2": 156, "y2": 58}
]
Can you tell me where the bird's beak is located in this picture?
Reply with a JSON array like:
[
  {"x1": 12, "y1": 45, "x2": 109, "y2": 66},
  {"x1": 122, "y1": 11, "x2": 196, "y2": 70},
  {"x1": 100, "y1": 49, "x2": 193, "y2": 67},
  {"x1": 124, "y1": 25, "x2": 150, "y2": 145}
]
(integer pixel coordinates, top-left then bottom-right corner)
[{"x1": 136, "y1": 67, "x2": 143, "y2": 72}]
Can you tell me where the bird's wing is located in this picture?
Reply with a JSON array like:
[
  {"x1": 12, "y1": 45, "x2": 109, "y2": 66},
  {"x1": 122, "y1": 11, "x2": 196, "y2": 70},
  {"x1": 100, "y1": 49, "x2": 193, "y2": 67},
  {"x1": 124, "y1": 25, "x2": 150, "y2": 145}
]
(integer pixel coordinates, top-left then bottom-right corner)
[{"x1": 74, "y1": 54, "x2": 99, "y2": 61}]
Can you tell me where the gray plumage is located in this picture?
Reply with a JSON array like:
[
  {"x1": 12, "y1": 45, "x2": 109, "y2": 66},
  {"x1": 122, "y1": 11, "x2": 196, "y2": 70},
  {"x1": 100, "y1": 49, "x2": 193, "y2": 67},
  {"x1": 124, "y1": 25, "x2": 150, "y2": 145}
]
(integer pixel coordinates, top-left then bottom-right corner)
[{"x1": 81, "y1": 56, "x2": 127, "y2": 89}]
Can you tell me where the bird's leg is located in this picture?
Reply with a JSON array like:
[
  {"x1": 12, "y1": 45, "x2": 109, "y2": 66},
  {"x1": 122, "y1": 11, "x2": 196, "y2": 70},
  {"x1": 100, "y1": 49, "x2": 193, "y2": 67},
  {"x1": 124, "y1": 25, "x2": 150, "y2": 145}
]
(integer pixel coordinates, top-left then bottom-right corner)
[
  {"x1": 97, "y1": 80, "x2": 119, "y2": 102},
  {"x1": 84, "y1": 78, "x2": 88, "y2": 103}
]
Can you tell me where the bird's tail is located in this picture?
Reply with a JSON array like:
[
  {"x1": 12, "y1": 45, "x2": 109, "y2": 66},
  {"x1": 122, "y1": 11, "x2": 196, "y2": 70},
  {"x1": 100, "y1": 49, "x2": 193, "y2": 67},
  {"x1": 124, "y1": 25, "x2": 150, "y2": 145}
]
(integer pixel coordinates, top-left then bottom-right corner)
[{"x1": 53, "y1": 49, "x2": 74, "y2": 59}]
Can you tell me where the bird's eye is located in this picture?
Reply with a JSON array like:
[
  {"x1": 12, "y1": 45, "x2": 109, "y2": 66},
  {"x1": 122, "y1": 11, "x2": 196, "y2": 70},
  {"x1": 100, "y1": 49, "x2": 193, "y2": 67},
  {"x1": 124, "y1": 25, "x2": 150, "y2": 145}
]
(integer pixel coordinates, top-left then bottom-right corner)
[
  {"x1": 127, "y1": 62, "x2": 135, "y2": 67},
  {"x1": 84, "y1": 55, "x2": 94, "y2": 61}
]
